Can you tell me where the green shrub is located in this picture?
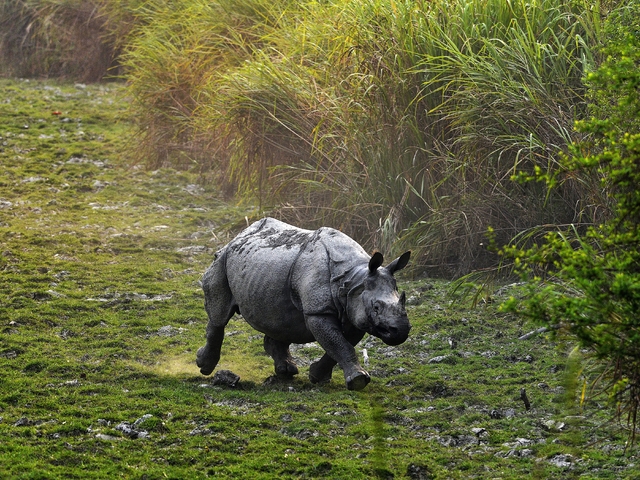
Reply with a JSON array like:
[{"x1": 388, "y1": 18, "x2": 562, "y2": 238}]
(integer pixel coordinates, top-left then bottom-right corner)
[{"x1": 502, "y1": 1, "x2": 640, "y2": 441}]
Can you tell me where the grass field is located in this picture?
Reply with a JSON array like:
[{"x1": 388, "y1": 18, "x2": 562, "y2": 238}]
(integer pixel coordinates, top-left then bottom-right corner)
[{"x1": 0, "y1": 79, "x2": 637, "y2": 478}]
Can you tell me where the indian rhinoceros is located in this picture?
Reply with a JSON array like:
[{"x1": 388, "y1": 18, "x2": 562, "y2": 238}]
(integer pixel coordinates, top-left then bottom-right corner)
[{"x1": 196, "y1": 217, "x2": 411, "y2": 390}]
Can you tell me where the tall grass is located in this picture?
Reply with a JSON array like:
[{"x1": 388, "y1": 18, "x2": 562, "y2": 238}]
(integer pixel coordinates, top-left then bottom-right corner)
[
  {"x1": 123, "y1": 0, "x2": 605, "y2": 274},
  {"x1": 121, "y1": 0, "x2": 289, "y2": 173},
  {"x1": 395, "y1": 0, "x2": 604, "y2": 273},
  {"x1": 0, "y1": 0, "x2": 126, "y2": 81}
]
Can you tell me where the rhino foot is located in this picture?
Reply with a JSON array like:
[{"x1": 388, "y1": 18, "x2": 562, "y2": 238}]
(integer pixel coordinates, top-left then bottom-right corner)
[
  {"x1": 309, "y1": 359, "x2": 334, "y2": 384},
  {"x1": 263, "y1": 335, "x2": 299, "y2": 377},
  {"x1": 275, "y1": 360, "x2": 299, "y2": 377},
  {"x1": 346, "y1": 371, "x2": 370, "y2": 391},
  {"x1": 196, "y1": 346, "x2": 218, "y2": 376}
]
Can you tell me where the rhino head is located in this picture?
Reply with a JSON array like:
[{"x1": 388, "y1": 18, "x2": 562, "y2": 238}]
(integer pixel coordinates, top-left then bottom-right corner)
[{"x1": 346, "y1": 251, "x2": 412, "y2": 346}]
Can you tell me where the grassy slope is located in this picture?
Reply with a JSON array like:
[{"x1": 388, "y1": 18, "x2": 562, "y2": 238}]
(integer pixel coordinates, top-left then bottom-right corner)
[{"x1": 0, "y1": 79, "x2": 636, "y2": 478}]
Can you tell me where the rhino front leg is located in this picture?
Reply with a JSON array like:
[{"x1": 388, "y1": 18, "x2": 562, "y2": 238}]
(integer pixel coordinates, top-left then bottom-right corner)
[
  {"x1": 309, "y1": 327, "x2": 366, "y2": 385},
  {"x1": 306, "y1": 315, "x2": 370, "y2": 391},
  {"x1": 264, "y1": 335, "x2": 299, "y2": 376}
]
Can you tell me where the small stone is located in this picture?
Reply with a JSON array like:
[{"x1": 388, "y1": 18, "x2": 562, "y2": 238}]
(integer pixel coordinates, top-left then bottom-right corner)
[
  {"x1": 134, "y1": 414, "x2": 153, "y2": 427},
  {"x1": 156, "y1": 325, "x2": 184, "y2": 337},
  {"x1": 115, "y1": 422, "x2": 149, "y2": 439},
  {"x1": 22, "y1": 176, "x2": 45, "y2": 183},
  {"x1": 406, "y1": 295, "x2": 421, "y2": 306},
  {"x1": 212, "y1": 369, "x2": 240, "y2": 387},
  {"x1": 542, "y1": 419, "x2": 566, "y2": 431},
  {"x1": 428, "y1": 355, "x2": 450, "y2": 364},
  {"x1": 548, "y1": 454, "x2": 574, "y2": 468},
  {"x1": 14, "y1": 417, "x2": 31, "y2": 427},
  {"x1": 406, "y1": 463, "x2": 433, "y2": 480},
  {"x1": 512, "y1": 438, "x2": 533, "y2": 446}
]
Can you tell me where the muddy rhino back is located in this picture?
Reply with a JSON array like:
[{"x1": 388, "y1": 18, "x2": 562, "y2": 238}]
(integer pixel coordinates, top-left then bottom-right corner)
[{"x1": 222, "y1": 218, "x2": 316, "y2": 343}]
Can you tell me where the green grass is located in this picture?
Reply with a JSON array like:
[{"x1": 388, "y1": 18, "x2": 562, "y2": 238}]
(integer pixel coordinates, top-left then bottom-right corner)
[{"x1": 0, "y1": 78, "x2": 638, "y2": 478}]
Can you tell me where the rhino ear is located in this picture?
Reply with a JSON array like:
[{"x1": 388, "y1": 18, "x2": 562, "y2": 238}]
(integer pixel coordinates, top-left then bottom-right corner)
[
  {"x1": 369, "y1": 251, "x2": 384, "y2": 273},
  {"x1": 387, "y1": 251, "x2": 411, "y2": 275}
]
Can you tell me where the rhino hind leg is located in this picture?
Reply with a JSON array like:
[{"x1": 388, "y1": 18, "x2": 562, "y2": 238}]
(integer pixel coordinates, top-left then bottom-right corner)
[
  {"x1": 309, "y1": 354, "x2": 335, "y2": 384},
  {"x1": 263, "y1": 335, "x2": 299, "y2": 376},
  {"x1": 197, "y1": 260, "x2": 238, "y2": 376},
  {"x1": 196, "y1": 326, "x2": 225, "y2": 375}
]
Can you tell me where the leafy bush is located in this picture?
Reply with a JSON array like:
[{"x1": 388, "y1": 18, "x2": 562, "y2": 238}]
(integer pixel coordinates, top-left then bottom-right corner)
[{"x1": 502, "y1": 1, "x2": 640, "y2": 441}]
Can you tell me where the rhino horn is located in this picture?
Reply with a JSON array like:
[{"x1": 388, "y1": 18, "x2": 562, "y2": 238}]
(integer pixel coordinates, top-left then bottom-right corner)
[
  {"x1": 386, "y1": 251, "x2": 411, "y2": 275},
  {"x1": 368, "y1": 252, "x2": 384, "y2": 273}
]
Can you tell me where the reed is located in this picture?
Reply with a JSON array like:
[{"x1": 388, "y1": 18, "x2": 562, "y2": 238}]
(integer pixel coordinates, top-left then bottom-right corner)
[
  {"x1": 121, "y1": 0, "x2": 287, "y2": 171},
  {"x1": 0, "y1": 0, "x2": 124, "y2": 81},
  {"x1": 121, "y1": 0, "x2": 606, "y2": 274}
]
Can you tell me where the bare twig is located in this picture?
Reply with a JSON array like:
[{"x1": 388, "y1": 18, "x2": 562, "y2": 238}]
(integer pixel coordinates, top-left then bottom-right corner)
[
  {"x1": 519, "y1": 325, "x2": 560, "y2": 340},
  {"x1": 520, "y1": 388, "x2": 531, "y2": 410}
]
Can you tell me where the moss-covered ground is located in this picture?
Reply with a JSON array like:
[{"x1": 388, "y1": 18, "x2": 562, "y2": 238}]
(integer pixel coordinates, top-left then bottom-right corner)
[{"x1": 0, "y1": 79, "x2": 637, "y2": 478}]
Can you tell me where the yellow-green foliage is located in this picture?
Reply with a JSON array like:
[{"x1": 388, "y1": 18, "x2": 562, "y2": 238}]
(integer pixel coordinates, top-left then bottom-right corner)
[
  {"x1": 121, "y1": 0, "x2": 605, "y2": 274},
  {"x1": 0, "y1": 0, "x2": 115, "y2": 81}
]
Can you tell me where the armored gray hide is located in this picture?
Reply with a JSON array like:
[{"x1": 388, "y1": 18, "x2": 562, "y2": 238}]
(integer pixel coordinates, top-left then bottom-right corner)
[{"x1": 196, "y1": 217, "x2": 411, "y2": 390}]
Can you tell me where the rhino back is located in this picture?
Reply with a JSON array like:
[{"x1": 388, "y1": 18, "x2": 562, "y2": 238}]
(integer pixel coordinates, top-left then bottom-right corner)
[{"x1": 223, "y1": 218, "x2": 317, "y2": 342}]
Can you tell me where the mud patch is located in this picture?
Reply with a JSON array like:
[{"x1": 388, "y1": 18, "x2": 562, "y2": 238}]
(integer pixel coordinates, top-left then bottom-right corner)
[{"x1": 151, "y1": 355, "x2": 197, "y2": 376}]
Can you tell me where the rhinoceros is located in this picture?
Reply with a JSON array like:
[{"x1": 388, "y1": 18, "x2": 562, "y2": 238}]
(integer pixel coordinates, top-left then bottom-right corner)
[{"x1": 196, "y1": 217, "x2": 411, "y2": 390}]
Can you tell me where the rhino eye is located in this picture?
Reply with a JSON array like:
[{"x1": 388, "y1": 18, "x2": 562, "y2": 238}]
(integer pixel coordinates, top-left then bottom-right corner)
[{"x1": 372, "y1": 302, "x2": 381, "y2": 315}]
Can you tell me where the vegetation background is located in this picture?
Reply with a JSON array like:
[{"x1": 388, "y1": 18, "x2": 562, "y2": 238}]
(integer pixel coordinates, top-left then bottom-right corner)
[{"x1": 1, "y1": 0, "x2": 621, "y2": 275}]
